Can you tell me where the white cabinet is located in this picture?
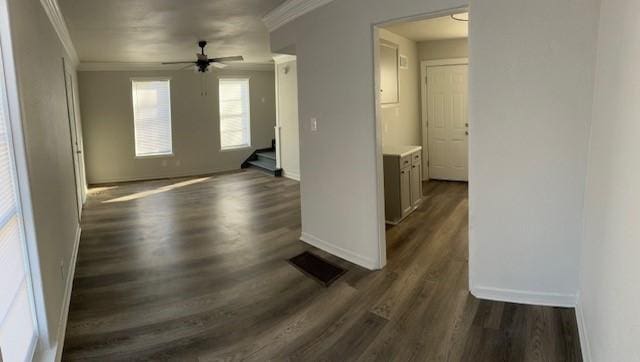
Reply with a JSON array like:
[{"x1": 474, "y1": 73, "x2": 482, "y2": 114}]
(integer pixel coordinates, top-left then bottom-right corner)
[
  {"x1": 383, "y1": 146, "x2": 423, "y2": 224},
  {"x1": 379, "y1": 41, "x2": 399, "y2": 104}
]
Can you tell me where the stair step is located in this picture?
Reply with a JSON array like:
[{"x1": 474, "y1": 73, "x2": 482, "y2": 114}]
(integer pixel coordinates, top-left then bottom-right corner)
[
  {"x1": 248, "y1": 158, "x2": 277, "y2": 171},
  {"x1": 256, "y1": 151, "x2": 276, "y2": 161}
]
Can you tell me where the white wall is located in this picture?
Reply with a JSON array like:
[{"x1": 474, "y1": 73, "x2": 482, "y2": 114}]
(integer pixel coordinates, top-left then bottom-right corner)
[
  {"x1": 78, "y1": 69, "x2": 276, "y2": 184},
  {"x1": 276, "y1": 59, "x2": 300, "y2": 180},
  {"x1": 379, "y1": 29, "x2": 420, "y2": 147},
  {"x1": 418, "y1": 38, "x2": 468, "y2": 61},
  {"x1": 468, "y1": 0, "x2": 598, "y2": 305},
  {"x1": 578, "y1": 0, "x2": 640, "y2": 359},
  {"x1": 269, "y1": 0, "x2": 600, "y2": 303},
  {"x1": 5, "y1": 0, "x2": 82, "y2": 355}
]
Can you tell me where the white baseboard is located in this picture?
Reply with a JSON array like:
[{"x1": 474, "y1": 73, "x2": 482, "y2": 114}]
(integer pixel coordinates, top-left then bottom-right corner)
[
  {"x1": 471, "y1": 285, "x2": 577, "y2": 308},
  {"x1": 283, "y1": 169, "x2": 300, "y2": 181},
  {"x1": 300, "y1": 232, "x2": 378, "y2": 270},
  {"x1": 52, "y1": 225, "x2": 81, "y2": 361},
  {"x1": 575, "y1": 294, "x2": 592, "y2": 362}
]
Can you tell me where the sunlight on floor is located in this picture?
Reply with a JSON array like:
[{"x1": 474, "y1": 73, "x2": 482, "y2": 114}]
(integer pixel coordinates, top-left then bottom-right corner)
[
  {"x1": 102, "y1": 177, "x2": 211, "y2": 203},
  {"x1": 87, "y1": 185, "x2": 119, "y2": 195}
]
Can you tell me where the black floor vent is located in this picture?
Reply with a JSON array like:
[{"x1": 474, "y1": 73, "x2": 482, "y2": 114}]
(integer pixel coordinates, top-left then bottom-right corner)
[{"x1": 288, "y1": 251, "x2": 346, "y2": 287}]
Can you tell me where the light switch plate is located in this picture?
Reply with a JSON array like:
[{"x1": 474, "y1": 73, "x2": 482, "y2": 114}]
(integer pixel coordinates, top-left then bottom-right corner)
[{"x1": 310, "y1": 118, "x2": 318, "y2": 132}]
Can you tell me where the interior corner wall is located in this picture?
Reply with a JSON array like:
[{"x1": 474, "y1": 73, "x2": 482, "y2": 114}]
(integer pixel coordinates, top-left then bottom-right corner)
[
  {"x1": 378, "y1": 28, "x2": 421, "y2": 147},
  {"x1": 269, "y1": 0, "x2": 599, "y2": 296},
  {"x1": 6, "y1": 0, "x2": 81, "y2": 348},
  {"x1": 276, "y1": 60, "x2": 300, "y2": 180},
  {"x1": 418, "y1": 38, "x2": 468, "y2": 61},
  {"x1": 578, "y1": 0, "x2": 640, "y2": 359},
  {"x1": 78, "y1": 69, "x2": 276, "y2": 184}
]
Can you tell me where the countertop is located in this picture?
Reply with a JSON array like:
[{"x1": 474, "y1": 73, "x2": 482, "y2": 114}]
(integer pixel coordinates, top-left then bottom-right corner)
[{"x1": 382, "y1": 145, "x2": 422, "y2": 157}]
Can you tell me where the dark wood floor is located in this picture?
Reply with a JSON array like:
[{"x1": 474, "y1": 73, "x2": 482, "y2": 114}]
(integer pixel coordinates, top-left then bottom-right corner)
[{"x1": 63, "y1": 170, "x2": 582, "y2": 361}]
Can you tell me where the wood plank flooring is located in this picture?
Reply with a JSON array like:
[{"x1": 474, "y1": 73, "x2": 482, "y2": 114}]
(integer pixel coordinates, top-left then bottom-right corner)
[{"x1": 62, "y1": 170, "x2": 582, "y2": 361}]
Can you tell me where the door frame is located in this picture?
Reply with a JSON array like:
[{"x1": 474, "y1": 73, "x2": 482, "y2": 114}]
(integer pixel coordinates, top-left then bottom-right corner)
[
  {"x1": 420, "y1": 58, "x2": 469, "y2": 181},
  {"x1": 273, "y1": 54, "x2": 298, "y2": 178},
  {"x1": 62, "y1": 58, "x2": 87, "y2": 220},
  {"x1": 372, "y1": 5, "x2": 469, "y2": 269}
]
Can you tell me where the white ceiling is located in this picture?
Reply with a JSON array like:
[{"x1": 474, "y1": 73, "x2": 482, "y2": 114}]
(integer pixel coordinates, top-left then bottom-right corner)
[
  {"x1": 383, "y1": 14, "x2": 468, "y2": 42},
  {"x1": 58, "y1": 0, "x2": 286, "y2": 64}
]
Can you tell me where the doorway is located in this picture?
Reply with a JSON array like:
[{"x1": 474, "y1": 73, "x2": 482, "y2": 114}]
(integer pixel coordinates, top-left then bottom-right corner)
[{"x1": 374, "y1": 8, "x2": 469, "y2": 262}]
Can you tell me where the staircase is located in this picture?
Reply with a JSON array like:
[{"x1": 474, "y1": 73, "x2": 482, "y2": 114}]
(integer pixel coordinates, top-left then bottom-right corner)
[{"x1": 241, "y1": 140, "x2": 282, "y2": 177}]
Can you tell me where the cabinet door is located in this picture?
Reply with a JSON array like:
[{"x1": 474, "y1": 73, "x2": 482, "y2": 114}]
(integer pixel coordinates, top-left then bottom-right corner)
[
  {"x1": 400, "y1": 167, "x2": 412, "y2": 215},
  {"x1": 411, "y1": 162, "x2": 423, "y2": 207},
  {"x1": 380, "y1": 42, "x2": 399, "y2": 104}
]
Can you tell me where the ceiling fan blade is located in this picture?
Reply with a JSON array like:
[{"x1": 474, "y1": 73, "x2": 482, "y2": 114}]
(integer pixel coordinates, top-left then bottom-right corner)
[
  {"x1": 211, "y1": 62, "x2": 228, "y2": 69},
  {"x1": 179, "y1": 64, "x2": 196, "y2": 70},
  {"x1": 209, "y1": 56, "x2": 244, "y2": 62},
  {"x1": 161, "y1": 61, "x2": 197, "y2": 65}
]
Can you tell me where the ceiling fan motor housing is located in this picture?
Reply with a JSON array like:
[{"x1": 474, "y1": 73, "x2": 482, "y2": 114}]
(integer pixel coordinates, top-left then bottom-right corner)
[{"x1": 197, "y1": 41, "x2": 209, "y2": 72}]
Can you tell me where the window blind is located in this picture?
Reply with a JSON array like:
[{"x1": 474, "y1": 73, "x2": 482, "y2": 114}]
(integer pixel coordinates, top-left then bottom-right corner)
[
  {"x1": 219, "y1": 79, "x2": 250, "y2": 150},
  {"x1": 0, "y1": 64, "x2": 36, "y2": 362},
  {"x1": 132, "y1": 80, "x2": 173, "y2": 157}
]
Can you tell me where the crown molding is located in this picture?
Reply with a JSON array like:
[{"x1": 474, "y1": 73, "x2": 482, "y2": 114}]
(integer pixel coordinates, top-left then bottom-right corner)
[
  {"x1": 262, "y1": 0, "x2": 335, "y2": 32},
  {"x1": 273, "y1": 54, "x2": 296, "y2": 64},
  {"x1": 40, "y1": 0, "x2": 79, "y2": 66},
  {"x1": 78, "y1": 62, "x2": 275, "y2": 72}
]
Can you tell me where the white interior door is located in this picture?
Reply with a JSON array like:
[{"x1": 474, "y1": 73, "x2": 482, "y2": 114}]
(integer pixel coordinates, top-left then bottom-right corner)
[
  {"x1": 426, "y1": 64, "x2": 468, "y2": 181},
  {"x1": 63, "y1": 64, "x2": 84, "y2": 219}
]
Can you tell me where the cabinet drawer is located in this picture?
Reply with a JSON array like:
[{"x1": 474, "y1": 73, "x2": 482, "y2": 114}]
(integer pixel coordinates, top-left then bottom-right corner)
[
  {"x1": 400, "y1": 155, "x2": 412, "y2": 168},
  {"x1": 411, "y1": 152, "x2": 421, "y2": 165}
]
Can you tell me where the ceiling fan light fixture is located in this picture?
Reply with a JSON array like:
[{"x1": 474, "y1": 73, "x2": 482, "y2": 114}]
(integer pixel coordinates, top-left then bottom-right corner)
[{"x1": 451, "y1": 12, "x2": 469, "y2": 22}]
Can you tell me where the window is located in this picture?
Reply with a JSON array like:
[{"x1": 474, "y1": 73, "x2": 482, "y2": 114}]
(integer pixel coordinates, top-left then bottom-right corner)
[
  {"x1": 0, "y1": 48, "x2": 37, "y2": 361},
  {"x1": 219, "y1": 78, "x2": 251, "y2": 150},
  {"x1": 131, "y1": 79, "x2": 173, "y2": 157}
]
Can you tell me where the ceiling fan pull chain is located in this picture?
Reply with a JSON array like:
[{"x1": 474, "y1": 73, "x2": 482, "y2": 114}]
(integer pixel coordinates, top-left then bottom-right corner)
[{"x1": 201, "y1": 74, "x2": 208, "y2": 96}]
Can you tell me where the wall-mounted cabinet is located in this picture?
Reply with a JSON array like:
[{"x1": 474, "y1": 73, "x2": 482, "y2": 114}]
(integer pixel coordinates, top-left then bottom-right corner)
[
  {"x1": 379, "y1": 41, "x2": 399, "y2": 104},
  {"x1": 383, "y1": 145, "x2": 422, "y2": 224}
]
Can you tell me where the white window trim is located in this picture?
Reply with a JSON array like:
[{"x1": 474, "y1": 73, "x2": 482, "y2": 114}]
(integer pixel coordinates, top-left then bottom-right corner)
[
  {"x1": 218, "y1": 77, "x2": 252, "y2": 151},
  {"x1": 219, "y1": 145, "x2": 252, "y2": 152},
  {"x1": 131, "y1": 77, "x2": 174, "y2": 158},
  {"x1": 0, "y1": 0, "x2": 42, "y2": 357},
  {"x1": 134, "y1": 152, "x2": 174, "y2": 159}
]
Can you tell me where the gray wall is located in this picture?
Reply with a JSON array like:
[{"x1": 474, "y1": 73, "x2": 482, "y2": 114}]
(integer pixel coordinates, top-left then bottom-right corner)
[
  {"x1": 418, "y1": 38, "x2": 468, "y2": 60},
  {"x1": 276, "y1": 60, "x2": 300, "y2": 180},
  {"x1": 79, "y1": 69, "x2": 276, "y2": 184},
  {"x1": 379, "y1": 28, "x2": 421, "y2": 147},
  {"x1": 579, "y1": 0, "x2": 640, "y2": 359},
  {"x1": 6, "y1": 0, "x2": 83, "y2": 351},
  {"x1": 269, "y1": 0, "x2": 599, "y2": 305}
]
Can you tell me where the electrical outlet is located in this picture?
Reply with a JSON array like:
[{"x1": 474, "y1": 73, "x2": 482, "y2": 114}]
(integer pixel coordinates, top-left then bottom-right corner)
[
  {"x1": 161, "y1": 160, "x2": 167, "y2": 167},
  {"x1": 176, "y1": 159, "x2": 181, "y2": 166}
]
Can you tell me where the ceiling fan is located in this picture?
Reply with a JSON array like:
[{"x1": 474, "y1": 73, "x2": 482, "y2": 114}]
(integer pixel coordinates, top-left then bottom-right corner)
[{"x1": 162, "y1": 40, "x2": 244, "y2": 72}]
